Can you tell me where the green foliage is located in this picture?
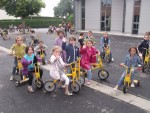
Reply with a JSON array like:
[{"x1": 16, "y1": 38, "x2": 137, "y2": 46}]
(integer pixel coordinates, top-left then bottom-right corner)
[
  {"x1": 67, "y1": 13, "x2": 74, "y2": 23},
  {"x1": 0, "y1": 17, "x2": 65, "y2": 28},
  {"x1": 0, "y1": 0, "x2": 45, "y2": 18},
  {"x1": 54, "y1": 0, "x2": 73, "y2": 17}
]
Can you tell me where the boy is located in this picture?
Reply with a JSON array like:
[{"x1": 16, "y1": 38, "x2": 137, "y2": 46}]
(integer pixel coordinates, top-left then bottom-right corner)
[
  {"x1": 62, "y1": 35, "x2": 80, "y2": 64},
  {"x1": 137, "y1": 34, "x2": 149, "y2": 62},
  {"x1": 100, "y1": 32, "x2": 114, "y2": 61},
  {"x1": 34, "y1": 40, "x2": 48, "y2": 57},
  {"x1": 9, "y1": 36, "x2": 26, "y2": 80},
  {"x1": 85, "y1": 31, "x2": 95, "y2": 43}
]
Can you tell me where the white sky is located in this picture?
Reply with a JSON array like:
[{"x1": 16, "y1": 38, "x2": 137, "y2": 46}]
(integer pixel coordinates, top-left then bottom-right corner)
[{"x1": 40, "y1": 0, "x2": 60, "y2": 17}]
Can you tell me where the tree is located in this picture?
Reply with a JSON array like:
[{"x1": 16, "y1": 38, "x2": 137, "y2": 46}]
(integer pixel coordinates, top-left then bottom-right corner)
[
  {"x1": 0, "y1": 0, "x2": 45, "y2": 33},
  {"x1": 54, "y1": 0, "x2": 73, "y2": 18}
]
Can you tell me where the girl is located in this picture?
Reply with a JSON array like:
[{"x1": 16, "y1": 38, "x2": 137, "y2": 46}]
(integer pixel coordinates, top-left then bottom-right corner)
[
  {"x1": 49, "y1": 46, "x2": 73, "y2": 96},
  {"x1": 21, "y1": 46, "x2": 43, "y2": 93},
  {"x1": 114, "y1": 47, "x2": 141, "y2": 90},
  {"x1": 9, "y1": 36, "x2": 26, "y2": 81},
  {"x1": 80, "y1": 39, "x2": 99, "y2": 85},
  {"x1": 55, "y1": 30, "x2": 66, "y2": 62}
]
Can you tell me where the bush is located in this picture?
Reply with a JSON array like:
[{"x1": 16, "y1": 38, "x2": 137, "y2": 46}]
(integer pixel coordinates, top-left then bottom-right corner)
[{"x1": 0, "y1": 17, "x2": 65, "y2": 28}]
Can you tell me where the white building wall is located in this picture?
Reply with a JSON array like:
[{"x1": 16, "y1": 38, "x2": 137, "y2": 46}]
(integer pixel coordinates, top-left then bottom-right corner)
[
  {"x1": 75, "y1": 0, "x2": 81, "y2": 31},
  {"x1": 139, "y1": 0, "x2": 150, "y2": 35},
  {"x1": 111, "y1": 0, "x2": 124, "y2": 32},
  {"x1": 0, "y1": 10, "x2": 19, "y2": 20},
  {"x1": 124, "y1": 0, "x2": 134, "y2": 34},
  {"x1": 85, "y1": 0, "x2": 100, "y2": 30}
]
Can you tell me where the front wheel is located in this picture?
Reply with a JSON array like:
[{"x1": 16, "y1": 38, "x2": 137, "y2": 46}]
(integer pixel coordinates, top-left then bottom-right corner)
[
  {"x1": 69, "y1": 81, "x2": 81, "y2": 93},
  {"x1": 98, "y1": 69, "x2": 109, "y2": 80},
  {"x1": 123, "y1": 82, "x2": 128, "y2": 94},
  {"x1": 44, "y1": 81, "x2": 56, "y2": 92},
  {"x1": 35, "y1": 79, "x2": 43, "y2": 89}
]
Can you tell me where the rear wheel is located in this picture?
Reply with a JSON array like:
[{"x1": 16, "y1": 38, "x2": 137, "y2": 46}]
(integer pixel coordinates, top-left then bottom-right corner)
[
  {"x1": 35, "y1": 79, "x2": 43, "y2": 89},
  {"x1": 98, "y1": 69, "x2": 109, "y2": 80},
  {"x1": 44, "y1": 81, "x2": 56, "y2": 92},
  {"x1": 78, "y1": 75, "x2": 85, "y2": 86},
  {"x1": 69, "y1": 81, "x2": 81, "y2": 93}
]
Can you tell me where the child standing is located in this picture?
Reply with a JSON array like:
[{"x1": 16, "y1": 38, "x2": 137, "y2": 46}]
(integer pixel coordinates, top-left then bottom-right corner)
[
  {"x1": 9, "y1": 36, "x2": 26, "y2": 81},
  {"x1": 49, "y1": 46, "x2": 73, "y2": 96},
  {"x1": 55, "y1": 30, "x2": 66, "y2": 62},
  {"x1": 78, "y1": 32, "x2": 85, "y2": 48},
  {"x1": 21, "y1": 46, "x2": 43, "y2": 93},
  {"x1": 100, "y1": 32, "x2": 114, "y2": 61},
  {"x1": 80, "y1": 39, "x2": 99, "y2": 85},
  {"x1": 114, "y1": 47, "x2": 141, "y2": 90},
  {"x1": 137, "y1": 34, "x2": 149, "y2": 63}
]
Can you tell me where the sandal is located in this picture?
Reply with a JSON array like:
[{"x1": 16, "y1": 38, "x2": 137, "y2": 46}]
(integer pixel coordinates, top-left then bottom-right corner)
[{"x1": 65, "y1": 92, "x2": 73, "y2": 96}]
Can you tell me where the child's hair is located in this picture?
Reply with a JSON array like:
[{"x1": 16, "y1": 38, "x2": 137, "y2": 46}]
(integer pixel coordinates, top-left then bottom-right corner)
[
  {"x1": 25, "y1": 46, "x2": 34, "y2": 54},
  {"x1": 38, "y1": 40, "x2": 44, "y2": 44},
  {"x1": 103, "y1": 32, "x2": 108, "y2": 35},
  {"x1": 88, "y1": 31, "x2": 93, "y2": 34},
  {"x1": 15, "y1": 36, "x2": 22, "y2": 42},
  {"x1": 85, "y1": 39, "x2": 94, "y2": 44},
  {"x1": 52, "y1": 46, "x2": 62, "y2": 53},
  {"x1": 128, "y1": 47, "x2": 138, "y2": 54},
  {"x1": 80, "y1": 32, "x2": 84, "y2": 36},
  {"x1": 69, "y1": 35, "x2": 76, "y2": 41},
  {"x1": 57, "y1": 30, "x2": 64, "y2": 35}
]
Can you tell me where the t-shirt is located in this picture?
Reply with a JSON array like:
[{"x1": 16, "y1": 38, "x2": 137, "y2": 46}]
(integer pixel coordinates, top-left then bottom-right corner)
[
  {"x1": 10, "y1": 44, "x2": 26, "y2": 58},
  {"x1": 24, "y1": 54, "x2": 34, "y2": 71}
]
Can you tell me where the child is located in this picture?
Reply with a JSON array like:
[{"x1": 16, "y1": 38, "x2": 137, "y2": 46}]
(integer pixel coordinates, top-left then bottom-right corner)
[
  {"x1": 55, "y1": 30, "x2": 66, "y2": 62},
  {"x1": 100, "y1": 32, "x2": 114, "y2": 61},
  {"x1": 62, "y1": 36, "x2": 80, "y2": 73},
  {"x1": 137, "y1": 34, "x2": 149, "y2": 63},
  {"x1": 78, "y1": 32, "x2": 85, "y2": 48},
  {"x1": 9, "y1": 36, "x2": 26, "y2": 81},
  {"x1": 21, "y1": 46, "x2": 43, "y2": 93},
  {"x1": 85, "y1": 31, "x2": 95, "y2": 43},
  {"x1": 49, "y1": 46, "x2": 73, "y2": 96},
  {"x1": 34, "y1": 40, "x2": 48, "y2": 58},
  {"x1": 114, "y1": 47, "x2": 141, "y2": 90},
  {"x1": 80, "y1": 39, "x2": 99, "y2": 85}
]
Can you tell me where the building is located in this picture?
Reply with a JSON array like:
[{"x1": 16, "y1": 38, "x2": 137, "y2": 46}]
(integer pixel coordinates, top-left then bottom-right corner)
[
  {"x1": 0, "y1": 10, "x2": 19, "y2": 20},
  {"x1": 74, "y1": 0, "x2": 150, "y2": 35}
]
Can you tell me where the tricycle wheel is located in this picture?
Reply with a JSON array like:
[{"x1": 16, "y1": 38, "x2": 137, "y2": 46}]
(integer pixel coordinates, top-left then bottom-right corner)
[
  {"x1": 106, "y1": 55, "x2": 111, "y2": 63},
  {"x1": 35, "y1": 79, "x2": 43, "y2": 89},
  {"x1": 98, "y1": 69, "x2": 109, "y2": 80},
  {"x1": 123, "y1": 82, "x2": 128, "y2": 94},
  {"x1": 14, "y1": 81, "x2": 20, "y2": 87},
  {"x1": 44, "y1": 81, "x2": 56, "y2": 92},
  {"x1": 69, "y1": 81, "x2": 81, "y2": 93},
  {"x1": 78, "y1": 75, "x2": 85, "y2": 86}
]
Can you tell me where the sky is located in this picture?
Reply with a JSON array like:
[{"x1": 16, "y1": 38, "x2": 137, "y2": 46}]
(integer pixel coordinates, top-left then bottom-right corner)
[{"x1": 40, "y1": 0, "x2": 60, "y2": 17}]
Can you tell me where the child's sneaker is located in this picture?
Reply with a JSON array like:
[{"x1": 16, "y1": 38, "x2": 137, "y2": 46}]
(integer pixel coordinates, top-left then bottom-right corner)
[
  {"x1": 86, "y1": 81, "x2": 91, "y2": 85},
  {"x1": 114, "y1": 85, "x2": 118, "y2": 90},
  {"x1": 111, "y1": 58, "x2": 114, "y2": 62},
  {"x1": 28, "y1": 86, "x2": 34, "y2": 93},
  {"x1": 131, "y1": 83, "x2": 135, "y2": 87},
  {"x1": 10, "y1": 76, "x2": 14, "y2": 81},
  {"x1": 65, "y1": 91, "x2": 73, "y2": 96}
]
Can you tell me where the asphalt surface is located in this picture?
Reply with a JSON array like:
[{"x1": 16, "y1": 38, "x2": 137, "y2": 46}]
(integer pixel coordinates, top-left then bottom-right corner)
[{"x1": 0, "y1": 29, "x2": 149, "y2": 113}]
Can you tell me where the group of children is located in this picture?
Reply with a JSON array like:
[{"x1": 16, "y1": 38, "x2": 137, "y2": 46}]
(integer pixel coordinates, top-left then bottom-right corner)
[{"x1": 9, "y1": 30, "x2": 149, "y2": 95}]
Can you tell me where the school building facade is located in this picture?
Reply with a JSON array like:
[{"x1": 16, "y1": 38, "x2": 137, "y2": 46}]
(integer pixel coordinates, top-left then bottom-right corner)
[{"x1": 74, "y1": 0, "x2": 150, "y2": 35}]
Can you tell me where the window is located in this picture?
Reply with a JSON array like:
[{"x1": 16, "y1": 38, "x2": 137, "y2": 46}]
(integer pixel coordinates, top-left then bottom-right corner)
[
  {"x1": 132, "y1": 0, "x2": 141, "y2": 34},
  {"x1": 101, "y1": 0, "x2": 112, "y2": 31},
  {"x1": 81, "y1": 0, "x2": 85, "y2": 30}
]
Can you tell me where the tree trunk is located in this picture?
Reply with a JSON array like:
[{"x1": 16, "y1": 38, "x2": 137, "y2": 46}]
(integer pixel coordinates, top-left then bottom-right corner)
[{"x1": 22, "y1": 19, "x2": 25, "y2": 34}]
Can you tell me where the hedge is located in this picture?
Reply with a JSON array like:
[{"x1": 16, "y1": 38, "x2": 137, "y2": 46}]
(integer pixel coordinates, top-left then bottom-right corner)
[{"x1": 0, "y1": 17, "x2": 65, "y2": 28}]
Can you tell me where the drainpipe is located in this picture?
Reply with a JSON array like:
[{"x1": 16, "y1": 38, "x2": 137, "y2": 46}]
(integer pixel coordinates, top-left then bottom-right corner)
[{"x1": 122, "y1": 0, "x2": 126, "y2": 33}]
